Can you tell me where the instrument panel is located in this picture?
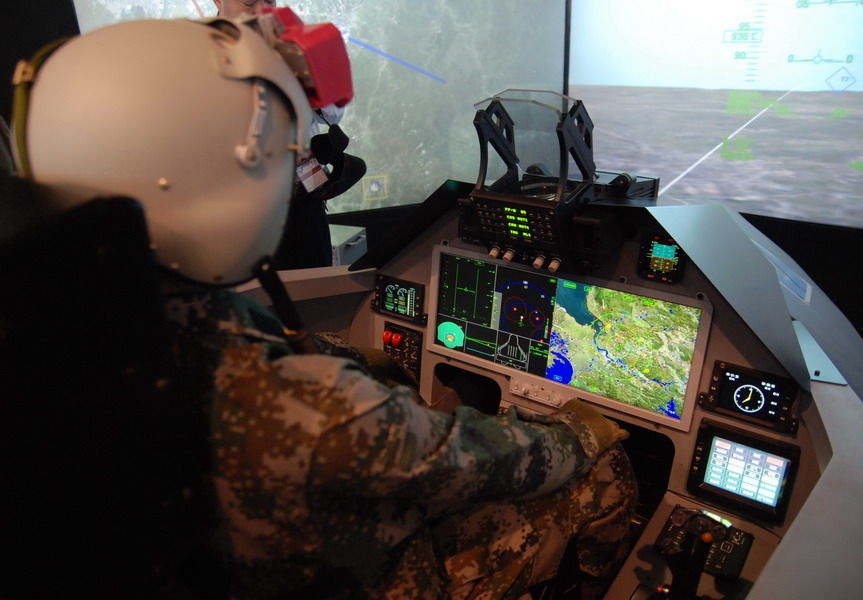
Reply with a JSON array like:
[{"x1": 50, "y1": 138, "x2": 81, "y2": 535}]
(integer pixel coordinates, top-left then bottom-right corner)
[{"x1": 332, "y1": 200, "x2": 828, "y2": 599}]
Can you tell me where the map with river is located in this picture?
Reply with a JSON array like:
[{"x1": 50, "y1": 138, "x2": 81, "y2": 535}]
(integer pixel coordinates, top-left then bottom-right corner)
[{"x1": 546, "y1": 280, "x2": 702, "y2": 419}]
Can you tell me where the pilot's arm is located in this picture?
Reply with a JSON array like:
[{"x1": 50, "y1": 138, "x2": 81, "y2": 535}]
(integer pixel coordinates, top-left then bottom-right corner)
[
  {"x1": 307, "y1": 360, "x2": 626, "y2": 513},
  {"x1": 202, "y1": 293, "x2": 635, "y2": 597}
]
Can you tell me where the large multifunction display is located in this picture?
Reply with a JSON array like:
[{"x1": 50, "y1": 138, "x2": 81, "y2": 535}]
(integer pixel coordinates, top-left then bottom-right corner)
[{"x1": 430, "y1": 248, "x2": 711, "y2": 428}]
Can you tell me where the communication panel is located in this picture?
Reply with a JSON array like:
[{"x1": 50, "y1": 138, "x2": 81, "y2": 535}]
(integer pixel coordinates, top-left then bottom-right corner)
[{"x1": 427, "y1": 246, "x2": 712, "y2": 430}]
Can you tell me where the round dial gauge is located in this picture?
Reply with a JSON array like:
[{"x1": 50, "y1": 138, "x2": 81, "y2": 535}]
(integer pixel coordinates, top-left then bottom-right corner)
[{"x1": 733, "y1": 384, "x2": 765, "y2": 413}]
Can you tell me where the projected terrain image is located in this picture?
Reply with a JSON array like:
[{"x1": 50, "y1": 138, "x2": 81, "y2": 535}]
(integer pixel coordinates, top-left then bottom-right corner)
[
  {"x1": 546, "y1": 282, "x2": 702, "y2": 419},
  {"x1": 569, "y1": 85, "x2": 863, "y2": 229},
  {"x1": 569, "y1": 1, "x2": 862, "y2": 228},
  {"x1": 73, "y1": 0, "x2": 567, "y2": 213}
]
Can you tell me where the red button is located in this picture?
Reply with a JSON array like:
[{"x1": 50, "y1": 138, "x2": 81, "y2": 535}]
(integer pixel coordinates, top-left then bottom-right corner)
[
  {"x1": 391, "y1": 333, "x2": 404, "y2": 347},
  {"x1": 382, "y1": 330, "x2": 393, "y2": 344}
]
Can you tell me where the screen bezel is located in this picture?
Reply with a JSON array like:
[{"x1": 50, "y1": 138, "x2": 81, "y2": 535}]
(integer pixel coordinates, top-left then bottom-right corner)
[
  {"x1": 426, "y1": 244, "x2": 713, "y2": 431},
  {"x1": 688, "y1": 421, "x2": 800, "y2": 524}
]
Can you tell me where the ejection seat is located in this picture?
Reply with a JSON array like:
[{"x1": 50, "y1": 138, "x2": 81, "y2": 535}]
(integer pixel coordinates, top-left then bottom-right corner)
[{"x1": 0, "y1": 175, "x2": 223, "y2": 599}]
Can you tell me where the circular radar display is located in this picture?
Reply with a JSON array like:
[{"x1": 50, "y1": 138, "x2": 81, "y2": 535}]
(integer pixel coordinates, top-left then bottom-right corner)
[
  {"x1": 734, "y1": 384, "x2": 766, "y2": 413},
  {"x1": 495, "y1": 269, "x2": 556, "y2": 343},
  {"x1": 437, "y1": 321, "x2": 465, "y2": 349}
]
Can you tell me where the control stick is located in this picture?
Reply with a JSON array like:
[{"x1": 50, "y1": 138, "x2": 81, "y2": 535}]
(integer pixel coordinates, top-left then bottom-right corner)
[{"x1": 649, "y1": 507, "x2": 730, "y2": 600}]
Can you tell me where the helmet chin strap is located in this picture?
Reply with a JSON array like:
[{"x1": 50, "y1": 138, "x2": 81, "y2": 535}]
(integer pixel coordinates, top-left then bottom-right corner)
[{"x1": 253, "y1": 256, "x2": 319, "y2": 354}]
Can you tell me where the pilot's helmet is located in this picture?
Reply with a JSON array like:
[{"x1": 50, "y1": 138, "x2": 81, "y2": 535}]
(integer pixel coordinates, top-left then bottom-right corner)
[{"x1": 14, "y1": 17, "x2": 323, "y2": 285}]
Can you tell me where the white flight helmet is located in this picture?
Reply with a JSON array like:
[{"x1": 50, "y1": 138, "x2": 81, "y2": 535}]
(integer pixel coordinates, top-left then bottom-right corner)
[{"x1": 16, "y1": 18, "x2": 312, "y2": 284}]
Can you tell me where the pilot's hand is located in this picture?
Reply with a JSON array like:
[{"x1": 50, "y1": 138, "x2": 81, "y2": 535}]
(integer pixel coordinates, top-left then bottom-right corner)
[
  {"x1": 558, "y1": 399, "x2": 628, "y2": 455},
  {"x1": 354, "y1": 346, "x2": 420, "y2": 390}
]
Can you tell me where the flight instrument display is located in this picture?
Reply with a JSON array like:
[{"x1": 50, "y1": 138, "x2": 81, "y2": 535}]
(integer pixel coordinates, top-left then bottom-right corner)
[
  {"x1": 434, "y1": 252, "x2": 706, "y2": 420},
  {"x1": 374, "y1": 275, "x2": 426, "y2": 324}
]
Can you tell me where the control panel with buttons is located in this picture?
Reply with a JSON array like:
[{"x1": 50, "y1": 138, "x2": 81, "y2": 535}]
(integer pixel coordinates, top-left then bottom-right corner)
[
  {"x1": 457, "y1": 195, "x2": 565, "y2": 273},
  {"x1": 654, "y1": 505, "x2": 753, "y2": 580},
  {"x1": 382, "y1": 321, "x2": 422, "y2": 380}
]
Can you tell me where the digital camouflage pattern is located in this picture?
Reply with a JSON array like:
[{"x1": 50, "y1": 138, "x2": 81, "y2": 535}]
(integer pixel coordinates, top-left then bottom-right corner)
[{"x1": 163, "y1": 288, "x2": 637, "y2": 599}]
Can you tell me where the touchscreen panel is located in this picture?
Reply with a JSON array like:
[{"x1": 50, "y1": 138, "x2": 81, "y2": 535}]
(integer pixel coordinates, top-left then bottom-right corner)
[
  {"x1": 434, "y1": 252, "x2": 706, "y2": 421},
  {"x1": 689, "y1": 422, "x2": 799, "y2": 523},
  {"x1": 704, "y1": 436, "x2": 789, "y2": 508}
]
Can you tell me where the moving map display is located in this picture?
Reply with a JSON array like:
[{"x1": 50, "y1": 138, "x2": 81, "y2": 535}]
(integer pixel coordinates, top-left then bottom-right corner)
[{"x1": 434, "y1": 252, "x2": 706, "y2": 420}]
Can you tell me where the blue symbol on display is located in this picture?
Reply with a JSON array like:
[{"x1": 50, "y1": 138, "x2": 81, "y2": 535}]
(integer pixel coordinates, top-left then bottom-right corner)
[
  {"x1": 546, "y1": 352, "x2": 574, "y2": 385},
  {"x1": 827, "y1": 67, "x2": 856, "y2": 92}
]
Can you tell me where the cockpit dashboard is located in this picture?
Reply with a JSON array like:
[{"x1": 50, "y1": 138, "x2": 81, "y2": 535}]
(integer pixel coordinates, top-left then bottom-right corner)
[{"x1": 233, "y1": 189, "x2": 863, "y2": 599}]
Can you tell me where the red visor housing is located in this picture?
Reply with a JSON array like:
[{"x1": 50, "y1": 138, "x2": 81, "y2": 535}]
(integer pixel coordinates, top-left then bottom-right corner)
[{"x1": 263, "y1": 6, "x2": 353, "y2": 108}]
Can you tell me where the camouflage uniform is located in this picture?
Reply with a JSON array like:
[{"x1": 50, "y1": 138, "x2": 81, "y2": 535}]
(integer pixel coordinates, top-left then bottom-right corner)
[{"x1": 164, "y1": 288, "x2": 637, "y2": 599}]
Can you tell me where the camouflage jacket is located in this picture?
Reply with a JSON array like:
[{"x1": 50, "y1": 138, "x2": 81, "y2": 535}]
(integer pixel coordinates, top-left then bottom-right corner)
[{"x1": 163, "y1": 288, "x2": 615, "y2": 598}]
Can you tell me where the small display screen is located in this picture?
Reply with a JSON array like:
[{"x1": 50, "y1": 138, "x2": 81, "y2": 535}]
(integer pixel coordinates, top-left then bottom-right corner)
[
  {"x1": 704, "y1": 436, "x2": 790, "y2": 508},
  {"x1": 376, "y1": 275, "x2": 425, "y2": 322},
  {"x1": 503, "y1": 206, "x2": 535, "y2": 240},
  {"x1": 689, "y1": 422, "x2": 799, "y2": 523},
  {"x1": 434, "y1": 252, "x2": 706, "y2": 421},
  {"x1": 716, "y1": 364, "x2": 796, "y2": 423},
  {"x1": 638, "y1": 234, "x2": 685, "y2": 283}
]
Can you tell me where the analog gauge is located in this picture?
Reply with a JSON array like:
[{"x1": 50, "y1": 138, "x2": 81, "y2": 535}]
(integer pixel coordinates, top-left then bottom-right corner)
[{"x1": 734, "y1": 384, "x2": 765, "y2": 413}]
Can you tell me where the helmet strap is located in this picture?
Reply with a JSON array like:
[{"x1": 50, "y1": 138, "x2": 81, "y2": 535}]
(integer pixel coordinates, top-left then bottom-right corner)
[
  {"x1": 11, "y1": 37, "x2": 71, "y2": 179},
  {"x1": 253, "y1": 257, "x2": 319, "y2": 354}
]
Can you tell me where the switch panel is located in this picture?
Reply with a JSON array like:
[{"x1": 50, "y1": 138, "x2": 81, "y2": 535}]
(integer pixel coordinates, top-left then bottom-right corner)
[{"x1": 382, "y1": 321, "x2": 422, "y2": 380}]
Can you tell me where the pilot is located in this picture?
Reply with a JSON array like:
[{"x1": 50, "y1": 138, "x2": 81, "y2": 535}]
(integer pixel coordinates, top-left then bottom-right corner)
[{"x1": 12, "y1": 13, "x2": 636, "y2": 600}]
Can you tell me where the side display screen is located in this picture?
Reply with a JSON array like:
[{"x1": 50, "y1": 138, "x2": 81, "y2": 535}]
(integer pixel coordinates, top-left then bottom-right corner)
[
  {"x1": 433, "y1": 251, "x2": 708, "y2": 423},
  {"x1": 689, "y1": 422, "x2": 799, "y2": 523},
  {"x1": 704, "y1": 436, "x2": 789, "y2": 508}
]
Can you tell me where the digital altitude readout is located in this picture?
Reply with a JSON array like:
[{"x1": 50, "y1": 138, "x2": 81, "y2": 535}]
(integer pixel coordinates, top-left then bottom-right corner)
[{"x1": 434, "y1": 252, "x2": 705, "y2": 421}]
